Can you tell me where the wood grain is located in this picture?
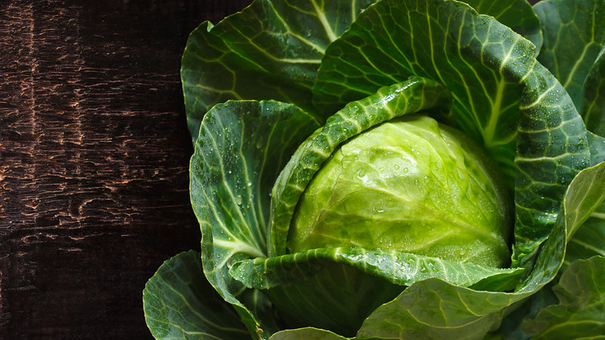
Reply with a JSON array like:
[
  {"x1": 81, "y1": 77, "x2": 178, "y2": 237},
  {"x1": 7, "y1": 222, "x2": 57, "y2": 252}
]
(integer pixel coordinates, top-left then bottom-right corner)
[
  {"x1": 0, "y1": 0, "x2": 250, "y2": 339},
  {"x1": 0, "y1": 0, "x2": 543, "y2": 339}
]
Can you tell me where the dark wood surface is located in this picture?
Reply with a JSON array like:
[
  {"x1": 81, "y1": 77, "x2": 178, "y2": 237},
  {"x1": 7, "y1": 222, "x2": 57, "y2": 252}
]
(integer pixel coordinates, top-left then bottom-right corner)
[{"x1": 0, "y1": 1, "x2": 249, "y2": 339}]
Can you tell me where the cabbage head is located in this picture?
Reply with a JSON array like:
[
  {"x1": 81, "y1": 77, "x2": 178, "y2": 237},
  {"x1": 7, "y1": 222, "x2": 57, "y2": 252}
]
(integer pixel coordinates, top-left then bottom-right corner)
[
  {"x1": 143, "y1": 0, "x2": 605, "y2": 339},
  {"x1": 289, "y1": 115, "x2": 512, "y2": 268}
]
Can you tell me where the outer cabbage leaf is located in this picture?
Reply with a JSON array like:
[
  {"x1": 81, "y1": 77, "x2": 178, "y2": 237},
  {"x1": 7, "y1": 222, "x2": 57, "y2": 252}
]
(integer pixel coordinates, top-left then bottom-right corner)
[
  {"x1": 143, "y1": 251, "x2": 250, "y2": 340},
  {"x1": 560, "y1": 159, "x2": 605, "y2": 240},
  {"x1": 565, "y1": 202, "x2": 605, "y2": 266},
  {"x1": 582, "y1": 46, "x2": 605, "y2": 137},
  {"x1": 520, "y1": 256, "x2": 605, "y2": 339},
  {"x1": 513, "y1": 61, "x2": 590, "y2": 263},
  {"x1": 492, "y1": 285, "x2": 558, "y2": 340},
  {"x1": 461, "y1": 0, "x2": 543, "y2": 53},
  {"x1": 190, "y1": 100, "x2": 320, "y2": 338},
  {"x1": 235, "y1": 262, "x2": 403, "y2": 336},
  {"x1": 230, "y1": 248, "x2": 524, "y2": 291},
  {"x1": 534, "y1": 0, "x2": 605, "y2": 110},
  {"x1": 181, "y1": 0, "x2": 377, "y2": 141},
  {"x1": 589, "y1": 132, "x2": 605, "y2": 166},
  {"x1": 534, "y1": 0, "x2": 605, "y2": 184}
]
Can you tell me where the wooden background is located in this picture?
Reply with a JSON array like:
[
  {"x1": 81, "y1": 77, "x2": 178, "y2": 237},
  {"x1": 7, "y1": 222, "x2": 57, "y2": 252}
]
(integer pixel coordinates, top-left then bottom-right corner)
[
  {"x1": 0, "y1": 0, "x2": 249, "y2": 339},
  {"x1": 0, "y1": 0, "x2": 541, "y2": 339}
]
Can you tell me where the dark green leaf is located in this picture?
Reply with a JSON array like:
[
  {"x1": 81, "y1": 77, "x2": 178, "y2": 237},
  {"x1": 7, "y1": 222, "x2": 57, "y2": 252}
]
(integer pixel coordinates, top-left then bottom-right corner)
[
  {"x1": 181, "y1": 0, "x2": 377, "y2": 141},
  {"x1": 561, "y1": 161, "x2": 605, "y2": 239},
  {"x1": 589, "y1": 131, "x2": 605, "y2": 166},
  {"x1": 565, "y1": 201, "x2": 605, "y2": 266},
  {"x1": 462, "y1": 0, "x2": 543, "y2": 53},
  {"x1": 357, "y1": 279, "x2": 523, "y2": 340},
  {"x1": 534, "y1": 0, "x2": 605, "y2": 110},
  {"x1": 582, "y1": 46, "x2": 605, "y2": 137},
  {"x1": 494, "y1": 284, "x2": 558, "y2": 340},
  {"x1": 520, "y1": 256, "x2": 605, "y2": 339},
  {"x1": 513, "y1": 60, "x2": 590, "y2": 263},
  {"x1": 190, "y1": 100, "x2": 320, "y2": 338},
  {"x1": 252, "y1": 262, "x2": 403, "y2": 337},
  {"x1": 143, "y1": 251, "x2": 250, "y2": 340}
]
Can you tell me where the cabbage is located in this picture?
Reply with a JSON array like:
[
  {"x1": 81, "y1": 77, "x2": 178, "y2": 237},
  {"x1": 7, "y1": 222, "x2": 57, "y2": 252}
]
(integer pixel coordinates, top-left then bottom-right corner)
[
  {"x1": 289, "y1": 115, "x2": 512, "y2": 268},
  {"x1": 143, "y1": 0, "x2": 605, "y2": 339}
]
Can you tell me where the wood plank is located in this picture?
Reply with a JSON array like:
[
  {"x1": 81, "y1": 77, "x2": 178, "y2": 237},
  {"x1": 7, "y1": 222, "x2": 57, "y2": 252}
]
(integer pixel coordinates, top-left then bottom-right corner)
[{"x1": 0, "y1": 0, "x2": 250, "y2": 339}]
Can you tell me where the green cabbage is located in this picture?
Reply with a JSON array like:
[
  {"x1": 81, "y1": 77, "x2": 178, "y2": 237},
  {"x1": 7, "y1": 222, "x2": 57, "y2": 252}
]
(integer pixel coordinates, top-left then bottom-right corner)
[
  {"x1": 290, "y1": 115, "x2": 511, "y2": 268},
  {"x1": 143, "y1": 0, "x2": 605, "y2": 339}
]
